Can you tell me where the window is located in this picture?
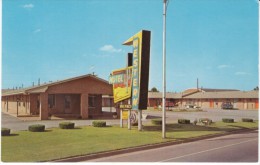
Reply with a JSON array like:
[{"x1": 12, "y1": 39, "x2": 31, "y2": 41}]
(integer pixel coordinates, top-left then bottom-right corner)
[
  {"x1": 48, "y1": 95, "x2": 56, "y2": 108},
  {"x1": 88, "y1": 94, "x2": 96, "y2": 108}
]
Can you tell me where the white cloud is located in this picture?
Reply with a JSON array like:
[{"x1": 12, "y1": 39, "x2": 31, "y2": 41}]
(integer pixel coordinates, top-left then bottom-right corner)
[
  {"x1": 99, "y1": 45, "x2": 122, "y2": 53},
  {"x1": 217, "y1": 64, "x2": 232, "y2": 69},
  {"x1": 235, "y1": 72, "x2": 251, "y2": 76},
  {"x1": 33, "y1": 29, "x2": 41, "y2": 33},
  {"x1": 23, "y1": 4, "x2": 34, "y2": 9}
]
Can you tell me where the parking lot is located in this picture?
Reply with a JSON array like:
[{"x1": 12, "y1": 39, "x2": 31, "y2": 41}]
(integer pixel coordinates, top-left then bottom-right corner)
[
  {"x1": 1, "y1": 108, "x2": 258, "y2": 131},
  {"x1": 146, "y1": 108, "x2": 259, "y2": 123}
]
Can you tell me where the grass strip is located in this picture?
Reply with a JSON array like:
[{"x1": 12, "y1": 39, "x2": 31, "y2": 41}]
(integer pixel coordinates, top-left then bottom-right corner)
[{"x1": 1, "y1": 121, "x2": 258, "y2": 162}]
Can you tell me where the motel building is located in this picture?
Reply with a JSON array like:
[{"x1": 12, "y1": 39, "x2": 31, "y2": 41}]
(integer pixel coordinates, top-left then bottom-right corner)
[
  {"x1": 2, "y1": 74, "x2": 259, "y2": 121},
  {"x1": 1, "y1": 74, "x2": 115, "y2": 120},
  {"x1": 148, "y1": 88, "x2": 259, "y2": 110}
]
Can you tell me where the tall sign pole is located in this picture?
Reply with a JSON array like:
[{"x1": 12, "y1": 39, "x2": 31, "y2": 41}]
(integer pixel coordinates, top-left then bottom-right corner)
[{"x1": 162, "y1": 0, "x2": 168, "y2": 139}]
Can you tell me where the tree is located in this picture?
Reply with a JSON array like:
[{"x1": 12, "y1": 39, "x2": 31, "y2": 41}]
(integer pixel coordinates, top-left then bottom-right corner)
[
  {"x1": 150, "y1": 87, "x2": 159, "y2": 92},
  {"x1": 253, "y1": 86, "x2": 259, "y2": 91}
]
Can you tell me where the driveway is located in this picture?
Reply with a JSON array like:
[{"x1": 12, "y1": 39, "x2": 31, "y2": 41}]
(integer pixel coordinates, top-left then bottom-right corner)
[
  {"x1": 2, "y1": 109, "x2": 258, "y2": 131},
  {"x1": 1, "y1": 112, "x2": 121, "y2": 131},
  {"x1": 145, "y1": 109, "x2": 259, "y2": 123}
]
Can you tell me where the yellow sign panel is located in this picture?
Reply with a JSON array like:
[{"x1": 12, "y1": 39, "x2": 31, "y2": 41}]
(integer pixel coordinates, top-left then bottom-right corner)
[
  {"x1": 122, "y1": 110, "x2": 128, "y2": 120},
  {"x1": 109, "y1": 67, "x2": 132, "y2": 103},
  {"x1": 119, "y1": 104, "x2": 132, "y2": 109}
]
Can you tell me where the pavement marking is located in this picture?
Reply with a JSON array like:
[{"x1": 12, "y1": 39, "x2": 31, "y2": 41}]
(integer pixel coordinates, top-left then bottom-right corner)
[
  {"x1": 88, "y1": 140, "x2": 201, "y2": 162},
  {"x1": 157, "y1": 138, "x2": 258, "y2": 162}
]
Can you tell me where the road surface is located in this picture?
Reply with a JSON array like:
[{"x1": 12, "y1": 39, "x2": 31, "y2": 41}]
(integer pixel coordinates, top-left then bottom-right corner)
[{"x1": 87, "y1": 130, "x2": 258, "y2": 162}]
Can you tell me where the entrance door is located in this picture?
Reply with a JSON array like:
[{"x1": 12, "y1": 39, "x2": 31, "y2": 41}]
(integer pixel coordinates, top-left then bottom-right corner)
[
  {"x1": 255, "y1": 100, "x2": 259, "y2": 109},
  {"x1": 64, "y1": 95, "x2": 72, "y2": 113},
  {"x1": 209, "y1": 100, "x2": 214, "y2": 108},
  {"x1": 233, "y1": 99, "x2": 238, "y2": 109}
]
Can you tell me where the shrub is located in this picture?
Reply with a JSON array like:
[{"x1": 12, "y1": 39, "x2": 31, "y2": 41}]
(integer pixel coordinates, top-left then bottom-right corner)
[
  {"x1": 242, "y1": 118, "x2": 254, "y2": 122},
  {"x1": 131, "y1": 122, "x2": 138, "y2": 126},
  {"x1": 28, "y1": 124, "x2": 45, "y2": 132},
  {"x1": 193, "y1": 119, "x2": 198, "y2": 125},
  {"x1": 222, "y1": 118, "x2": 234, "y2": 123},
  {"x1": 92, "y1": 121, "x2": 106, "y2": 127},
  {"x1": 151, "y1": 119, "x2": 162, "y2": 125},
  {"x1": 199, "y1": 118, "x2": 212, "y2": 125},
  {"x1": 2, "y1": 128, "x2": 11, "y2": 136},
  {"x1": 112, "y1": 112, "x2": 118, "y2": 119},
  {"x1": 178, "y1": 119, "x2": 190, "y2": 124},
  {"x1": 59, "y1": 122, "x2": 75, "y2": 129}
]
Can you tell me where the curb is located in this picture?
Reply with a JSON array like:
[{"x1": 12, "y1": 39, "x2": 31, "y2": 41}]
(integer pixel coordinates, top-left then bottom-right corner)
[{"x1": 51, "y1": 128, "x2": 258, "y2": 162}]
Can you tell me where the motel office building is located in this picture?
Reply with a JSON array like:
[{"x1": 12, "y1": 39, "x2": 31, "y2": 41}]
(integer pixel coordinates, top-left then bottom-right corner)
[{"x1": 1, "y1": 74, "x2": 114, "y2": 120}]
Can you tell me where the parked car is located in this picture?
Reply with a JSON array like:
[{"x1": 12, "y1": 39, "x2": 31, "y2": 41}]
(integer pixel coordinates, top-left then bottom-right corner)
[
  {"x1": 221, "y1": 102, "x2": 233, "y2": 109},
  {"x1": 185, "y1": 104, "x2": 199, "y2": 109}
]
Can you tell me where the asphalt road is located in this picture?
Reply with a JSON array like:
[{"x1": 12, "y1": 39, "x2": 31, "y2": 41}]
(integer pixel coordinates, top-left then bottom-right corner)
[{"x1": 87, "y1": 130, "x2": 258, "y2": 162}]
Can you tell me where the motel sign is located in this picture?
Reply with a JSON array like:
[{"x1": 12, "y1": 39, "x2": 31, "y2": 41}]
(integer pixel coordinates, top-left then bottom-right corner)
[{"x1": 123, "y1": 30, "x2": 151, "y2": 110}]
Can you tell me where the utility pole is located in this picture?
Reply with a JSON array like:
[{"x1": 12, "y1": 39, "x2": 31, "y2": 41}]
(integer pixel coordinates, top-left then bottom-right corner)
[{"x1": 162, "y1": 0, "x2": 168, "y2": 139}]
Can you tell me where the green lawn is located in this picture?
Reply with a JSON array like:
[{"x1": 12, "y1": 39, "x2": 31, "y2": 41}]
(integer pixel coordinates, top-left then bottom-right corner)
[{"x1": 1, "y1": 121, "x2": 258, "y2": 162}]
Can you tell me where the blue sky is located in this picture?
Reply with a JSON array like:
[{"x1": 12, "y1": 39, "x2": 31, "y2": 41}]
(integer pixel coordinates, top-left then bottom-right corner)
[{"x1": 2, "y1": 0, "x2": 259, "y2": 92}]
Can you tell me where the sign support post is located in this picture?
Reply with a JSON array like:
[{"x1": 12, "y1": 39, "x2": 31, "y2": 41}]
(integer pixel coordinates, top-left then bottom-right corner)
[
  {"x1": 138, "y1": 110, "x2": 142, "y2": 131},
  {"x1": 128, "y1": 99, "x2": 131, "y2": 130},
  {"x1": 120, "y1": 103, "x2": 123, "y2": 128}
]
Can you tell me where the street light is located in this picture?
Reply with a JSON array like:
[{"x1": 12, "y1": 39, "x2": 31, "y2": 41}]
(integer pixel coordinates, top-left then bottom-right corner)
[{"x1": 162, "y1": 0, "x2": 169, "y2": 139}]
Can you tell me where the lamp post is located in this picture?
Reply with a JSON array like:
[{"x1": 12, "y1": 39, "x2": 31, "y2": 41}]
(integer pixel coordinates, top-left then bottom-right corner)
[{"x1": 162, "y1": 0, "x2": 169, "y2": 139}]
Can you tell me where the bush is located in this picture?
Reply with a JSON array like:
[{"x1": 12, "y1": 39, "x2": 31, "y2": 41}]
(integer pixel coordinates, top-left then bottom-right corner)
[
  {"x1": 222, "y1": 118, "x2": 234, "y2": 123},
  {"x1": 28, "y1": 124, "x2": 45, "y2": 132},
  {"x1": 59, "y1": 122, "x2": 75, "y2": 129},
  {"x1": 178, "y1": 119, "x2": 190, "y2": 124},
  {"x1": 2, "y1": 128, "x2": 11, "y2": 136},
  {"x1": 92, "y1": 121, "x2": 106, "y2": 127},
  {"x1": 131, "y1": 122, "x2": 138, "y2": 126},
  {"x1": 242, "y1": 118, "x2": 254, "y2": 122},
  {"x1": 112, "y1": 112, "x2": 118, "y2": 119},
  {"x1": 199, "y1": 118, "x2": 212, "y2": 125},
  {"x1": 151, "y1": 119, "x2": 162, "y2": 125}
]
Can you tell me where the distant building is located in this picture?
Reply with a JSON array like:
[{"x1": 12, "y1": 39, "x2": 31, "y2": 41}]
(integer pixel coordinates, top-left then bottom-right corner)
[
  {"x1": 148, "y1": 88, "x2": 259, "y2": 110},
  {"x1": 1, "y1": 74, "x2": 114, "y2": 120}
]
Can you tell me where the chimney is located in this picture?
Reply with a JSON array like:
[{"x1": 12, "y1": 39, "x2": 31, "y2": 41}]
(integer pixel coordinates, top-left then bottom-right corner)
[{"x1": 38, "y1": 78, "x2": 40, "y2": 86}]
